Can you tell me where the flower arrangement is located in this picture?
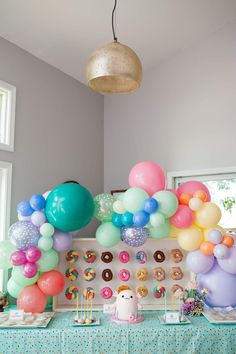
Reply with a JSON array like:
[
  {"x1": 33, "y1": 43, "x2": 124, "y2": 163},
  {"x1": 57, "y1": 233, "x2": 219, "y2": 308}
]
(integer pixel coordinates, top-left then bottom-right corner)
[{"x1": 0, "y1": 291, "x2": 8, "y2": 312}]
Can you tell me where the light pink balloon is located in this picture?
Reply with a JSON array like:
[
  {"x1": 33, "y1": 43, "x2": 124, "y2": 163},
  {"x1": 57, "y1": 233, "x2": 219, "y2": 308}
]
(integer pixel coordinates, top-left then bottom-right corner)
[
  {"x1": 129, "y1": 161, "x2": 166, "y2": 196},
  {"x1": 177, "y1": 181, "x2": 211, "y2": 201},
  {"x1": 170, "y1": 205, "x2": 194, "y2": 228}
]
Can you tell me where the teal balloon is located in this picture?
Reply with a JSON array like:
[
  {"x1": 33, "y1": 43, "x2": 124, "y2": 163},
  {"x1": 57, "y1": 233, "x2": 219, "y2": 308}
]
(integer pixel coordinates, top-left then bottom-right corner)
[
  {"x1": 45, "y1": 183, "x2": 94, "y2": 232},
  {"x1": 7, "y1": 277, "x2": 24, "y2": 298},
  {"x1": 0, "y1": 241, "x2": 16, "y2": 270},
  {"x1": 149, "y1": 220, "x2": 171, "y2": 239},
  {"x1": 123, "y1": 188, "x2": 149, "y2": 213},
  {"x1": 12, "y1": 266, "x2": 39, "y2": 286},
  {"x1": 37, "y1": 249, "x2": 59, "y2": 272},
  {"x1": 96, "y1": 222, "x2": 121, "y2": 247},
  {"x1": 94, "y1": 193, "x2": 115, "y2": 222},
  {"x1": 152, "y1": 191, "x2": 178, "y2": 217}
]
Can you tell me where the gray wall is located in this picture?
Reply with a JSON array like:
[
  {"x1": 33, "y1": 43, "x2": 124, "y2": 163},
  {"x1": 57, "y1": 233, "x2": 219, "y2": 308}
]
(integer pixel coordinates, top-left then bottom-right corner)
[
  {"x1": 104, "y1": 23, "x2": 236, "y2": 192},
  {"x1": 0, "y1": 37, "x2": 104, "y2": 236}
]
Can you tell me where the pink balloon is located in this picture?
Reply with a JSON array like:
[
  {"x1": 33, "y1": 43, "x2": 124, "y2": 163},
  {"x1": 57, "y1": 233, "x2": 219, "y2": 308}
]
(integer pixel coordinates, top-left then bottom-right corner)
[
  {"x1": 37, "y1": 270, "x2": 65, "y2": 296},
  {"x1": 10, "y1": 250, "x2": 27, "y2": 266},
  {"x1": 170, "y1": 205, "x2": 194, "y2": 228},
  {"x1": 23, "y1": 262, "x2": 38, "y2": 278},
  {"x1": 177, "y1": 181, "x2": 211, "y2": 201},
  {"x1": 25, "y1": 246, "x2": 41, "y2": 262},
  {"x1": 129, "y1": 161, "x2": 166, "y2": 196},
  {"x1": 17, "y1": 284, "x2": 46, "y2": 313}
]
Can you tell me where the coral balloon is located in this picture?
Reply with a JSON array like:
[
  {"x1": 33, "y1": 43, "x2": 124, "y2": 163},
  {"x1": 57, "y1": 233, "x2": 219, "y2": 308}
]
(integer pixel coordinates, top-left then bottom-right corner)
[
  {"x1": 152, "y1": 191, "x2": 178, "y2": 218},
  {"x1": 170, "y1": 205, "x2": 194, "y2": 229},
  {"x1": 222, "y1": 235, "x2": 234, "y2": 248},
  {"x1": 17, "y1": 285, "x2": 47, "y2": 313},
  {"x1": 195, "y1": 202, "x2": 221, "y2": 229},
  {"x1": 177, "y1": 181, "x2": 210, "y2": 202},
  {"x1": 129, "y1": 161, "x2": 166, "y2": 196},
  {"x1": 38, "y1": 270, "x2": 65, "y2": 296},
  {"x1": 200, "y1": 241, "x2": 215, "y2": 256},
  {"x1": 179, "y1": 193, "x2": 192, "y2": 206},
  {"x1": 186, "y1": 250, "x2": 214, "y2": 274},
  {"x1": 193, "y1": 190, "x2": 207, "y2": 202},
  {"x1": 177, "y1": 226, "x2": 203, "y2": 251}
]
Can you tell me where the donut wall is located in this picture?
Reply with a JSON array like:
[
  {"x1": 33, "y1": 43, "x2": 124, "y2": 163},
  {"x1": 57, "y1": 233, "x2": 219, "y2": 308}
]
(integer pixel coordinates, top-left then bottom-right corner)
[{"x1": 53, "y1": 238, "x2": 191, "y2": 311}]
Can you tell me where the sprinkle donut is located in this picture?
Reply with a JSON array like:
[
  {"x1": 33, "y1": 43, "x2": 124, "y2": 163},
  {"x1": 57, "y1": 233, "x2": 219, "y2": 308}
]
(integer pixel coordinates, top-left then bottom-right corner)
[
  {"x1": 100, "y1": 287, "x2": 113, "y2": 299},
  {"x1": 66, "y1": 250, "x2": 79, "y2": 263},
  {"x1": 118, "y1": 269, "x2": 130, "y2": 282},
  {"x1": 136, "y1": 285, "x2": 148, "y2": 298},
  {"x1": 171, "y1": 267, "x2": 184, "y2": 280},
  {"x1": 136, "y1": 251, "x2": 147, "y2": 264},
  {"x1": 170, "y1": 249, "x2": 183, "y2": 263},
  {"x1": 101, "y1": 252, "x2": 113, "y2": 263},
  {"x1": 65, "y1": 286, "x2": 78, "y2": 300},
  {"x1": 83, "y1": 287, "x2": 95, "y2": 300},
  {"x1": 102, "y1": 269, "x2": 113, "y2": 281},
  {"x1": 153, "y1": 250, "x2": 165, "y2": 263},
  {"x1": 119, "y1": 251, "x2": 130, "y2": 263},
  {"x1": 135, "y1": 268, "x2": 148, "y2": 281},
  {"x1": 84, "y1": 268, "x2": 96, "y2": 281},
  {"x1": 83, "y1": 250, "x2": 96, "y2": 263},
  {"x1": 153, "y1": 267, "x2": 165, "y2": 281},
  {"x1": 65, "y1": 267, "x2": 78, "y2": 281},
  {"x1": 153, "y1": 286, "x2": 166, "y2": 299}
]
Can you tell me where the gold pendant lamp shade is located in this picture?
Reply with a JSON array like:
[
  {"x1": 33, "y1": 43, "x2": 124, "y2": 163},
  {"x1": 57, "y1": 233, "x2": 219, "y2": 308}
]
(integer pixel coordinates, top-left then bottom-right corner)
[{"x1": 86, "y1": 0, "x2": 142, "y2": 94}]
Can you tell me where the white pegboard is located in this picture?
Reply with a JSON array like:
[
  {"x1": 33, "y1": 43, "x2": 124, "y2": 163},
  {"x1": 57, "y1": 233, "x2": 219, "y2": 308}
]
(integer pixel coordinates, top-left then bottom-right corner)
[{"x1": 53, "y1": 238, "x2": 191, "y2": 311}]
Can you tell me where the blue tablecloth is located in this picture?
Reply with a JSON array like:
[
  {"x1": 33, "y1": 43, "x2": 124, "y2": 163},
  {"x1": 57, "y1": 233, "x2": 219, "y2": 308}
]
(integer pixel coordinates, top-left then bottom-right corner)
[{"x1": 0, "y1": 311, "x2": 236, "y2": 354}]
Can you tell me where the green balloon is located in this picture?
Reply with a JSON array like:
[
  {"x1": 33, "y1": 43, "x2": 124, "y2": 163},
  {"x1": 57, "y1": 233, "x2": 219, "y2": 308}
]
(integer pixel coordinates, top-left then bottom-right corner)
[
  {"x1": 94, "y1": 193, "x2": 115, "y2": 222},
  {"x1": 123, "y1": 188, "x2": 149, "y2": 213},
  {"x1": 152, "y1": 191, "x2": 178, "y2": 217},
  {"x1": 96, "y1": 222, "x2": 120, "y2": 247},
  {"x1": 38, "y1": 237, "x2": 53, "y2": 251},
  {"x1": 7, "y1": 277, "x2": 24, "y2": 298},
  {"x1": 12, "y1": 266, "x2": 39, "y2": 286},
  {"x1": 0, "y1": 241, "x2": 16, "y2": 270},
  {"x1": 40, "y1": 223, "x2": 55, "y2": 238},
  {"x1": 45, "y1": 183, "x2": 94, "y2": 232},
  {"x1": 149, "y1": 220, "x2": 171, "y2": 239},
  {"x1": 37, "y1": 249, "x2": 59, "y2": 272}
]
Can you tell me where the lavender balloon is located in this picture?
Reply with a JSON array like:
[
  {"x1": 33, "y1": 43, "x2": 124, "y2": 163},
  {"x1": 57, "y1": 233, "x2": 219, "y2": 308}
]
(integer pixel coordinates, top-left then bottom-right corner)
[
  {"x1": 121, "y1": 227, "x2": 149, "y2": 247},
  {"x1": 53, "y1": 230, "x2": 72, "y2": 252},
  {"x1": 213, "y1": 244, "x2": 229, "y2": 259},
  {"x1": 10, "y1": 250, "x2": 27, "y2": 266},
  {"x1": 208, "y1": 229, "x2": 222, "y2": 244},
  {"x1": 217, "y1": 246, "x2": 236, "y2": 274},
  {"x1": 23, "y1": 262, "x2": 38, "y2": 278},
  {"x1": 186, "y1": 250, "x2": 214, "y2": 274},
  {"x1": 9, "y1": 221, "x2": 40, "y2": 251}
]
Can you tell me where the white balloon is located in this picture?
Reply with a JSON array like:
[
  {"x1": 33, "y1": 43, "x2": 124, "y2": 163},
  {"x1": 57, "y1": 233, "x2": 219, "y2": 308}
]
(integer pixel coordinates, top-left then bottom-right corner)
[
  {"x1": 189, "y1": 197, "x2": 203, "y2": 211},
  {"x1": 150, "y1": 212, "x2": 165, "y2": 227},
  {"x1": 113, "y1": 200, "x2": 126, "y2": 214}
]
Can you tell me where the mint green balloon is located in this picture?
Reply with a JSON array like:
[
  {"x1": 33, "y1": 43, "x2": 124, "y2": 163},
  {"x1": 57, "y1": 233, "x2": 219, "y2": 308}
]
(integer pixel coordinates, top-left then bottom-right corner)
[
  {"x1": 38, "y1": 237, "x2": 53, "y2": 251},
  {"x1": 37, "y1": 249, "x2": 59, "y2": 272},
  {"x1": 40, "y1": 223, "x2": 55, "y2": 238},
  {"x1": 149, "y1": 220, "x2": 171, "y2": 239},
  {"x1": 0, "y1": 241, "x2": 16, "y2": 270},
  {"x1": 123, "y1": 188, "x2": 149, "y2": 213},
  {"x1": 94, "y1": 193, "x2": 115, "y2": 222},
  {"x1": 12, "y1": 266, "x2": 39, "y2": 286},
  {"x1": 152, "y1": 191, "x2": 178, "y2": 217},
  {"x1": 7, "y1": 277, "x2": 24, "y2": 298},
  {"x1": 96, "y1": 222, "x2": 120, "y2": 247},
  {"x1": 150, "y1": 212, "x2": 165, "y2": 227}
]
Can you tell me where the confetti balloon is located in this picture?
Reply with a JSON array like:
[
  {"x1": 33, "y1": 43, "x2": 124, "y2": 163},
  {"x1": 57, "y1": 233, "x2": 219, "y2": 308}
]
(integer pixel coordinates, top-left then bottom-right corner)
[
  {"x1": 121, "y1": 227, "x2": 149, "y2": 247},
  {"x1": 94, "y1": 193, "x2": 115, "y2": 222},
  {"x1": 9, "y1": 221, "x2": 40, "y2": 251}
]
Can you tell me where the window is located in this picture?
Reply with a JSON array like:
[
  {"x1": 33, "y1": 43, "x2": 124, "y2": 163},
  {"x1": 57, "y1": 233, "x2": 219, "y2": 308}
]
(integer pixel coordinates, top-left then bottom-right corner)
[
  {"x1": 0, "y1": 79, "x2": 16, "y2": 152},
  {"x1": 167, "y1": 167, "x2": 236, "y2": 230}
]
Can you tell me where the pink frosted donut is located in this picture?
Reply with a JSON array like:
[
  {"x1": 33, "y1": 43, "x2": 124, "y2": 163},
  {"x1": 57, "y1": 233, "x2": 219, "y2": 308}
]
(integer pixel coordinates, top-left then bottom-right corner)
[
  {"x1": 118, "y1": 269, "x2": 130, "y2": 282},
  {"x1": 119, "y1": 251, "x2": 130, "y2": 263},
  {"x1": 100, "y1": 287, "x2": 113, "y2": 299}
]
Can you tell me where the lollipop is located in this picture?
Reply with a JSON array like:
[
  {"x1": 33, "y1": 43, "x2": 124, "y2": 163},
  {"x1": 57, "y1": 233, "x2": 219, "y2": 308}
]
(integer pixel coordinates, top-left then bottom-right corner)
[
  {"x1": 153, "y1": 286, "x2": 166, "y2": 299},
  {"x1": 83, "y1": 287, "x2": 95, "y2": 300},
  {"x1": 65, "y1": 286, "x2": 78, "y2": 300},
  {"x1": 66, "y1": 250, "x2": 79, "y2": 263},
  {"x1": 83, "y1": 250, "x2": 96, "y2": 263},
  {"x1": 66, "y1": 267, "x2": 78, "y2": 281},
  {"x1": 84, "y1": 268, "x2": 96, "y2": 281}
]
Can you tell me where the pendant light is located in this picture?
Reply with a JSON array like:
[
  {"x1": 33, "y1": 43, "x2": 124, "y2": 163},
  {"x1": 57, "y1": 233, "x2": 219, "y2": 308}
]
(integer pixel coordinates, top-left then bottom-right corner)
[{"x1": 86, "y1": 0, "x2": 142, "y2": 94}]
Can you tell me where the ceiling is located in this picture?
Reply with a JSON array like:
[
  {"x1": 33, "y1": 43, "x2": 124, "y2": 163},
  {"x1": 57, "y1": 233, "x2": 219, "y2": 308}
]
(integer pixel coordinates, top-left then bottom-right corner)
[{"x1": 1, "y1": 0, "x2": 236, "y2": 85}]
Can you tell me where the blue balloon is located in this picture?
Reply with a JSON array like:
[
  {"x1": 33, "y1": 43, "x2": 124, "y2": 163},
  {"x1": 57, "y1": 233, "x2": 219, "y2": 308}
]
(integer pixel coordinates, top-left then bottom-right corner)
[
  {"x1": 30, "y1": 194, "x2": 46, "y2": 211},
  {"x1": 112, "y1": 213, "x2": 123, "y2": 227},
  {"x1": 122, "y1": 212, "x2": 134, "y2": 227},
  {"x1": 17, "y1": 201, "x2": 34, "y2": 216},
  {"x1": 143, "y1": 198, "x2": 158, "y2": 214},
  {"x1": 133, "y1": 210, "x2": 150, "y2": 227}
]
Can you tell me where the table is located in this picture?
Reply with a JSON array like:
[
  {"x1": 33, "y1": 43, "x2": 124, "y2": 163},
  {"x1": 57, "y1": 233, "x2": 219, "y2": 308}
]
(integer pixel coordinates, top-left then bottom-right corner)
[{"x1": 0, "y1": 311, "x2": 236, "y2": 354}]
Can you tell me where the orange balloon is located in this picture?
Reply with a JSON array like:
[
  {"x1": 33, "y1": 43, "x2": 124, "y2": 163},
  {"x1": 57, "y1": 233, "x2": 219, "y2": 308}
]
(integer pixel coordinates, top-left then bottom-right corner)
[
  {"x1": 200, "y1": 241, "x2": 215, "y2": 255},
  {"x1": 179, "y1": 193, "x2": 192, "y2": 206},
  {"x1": 222, "y1": 235, "x2": 234, "y2": 248},
  {"x1": 193, "y1": 190, "x2": 207, "y2": 202}
]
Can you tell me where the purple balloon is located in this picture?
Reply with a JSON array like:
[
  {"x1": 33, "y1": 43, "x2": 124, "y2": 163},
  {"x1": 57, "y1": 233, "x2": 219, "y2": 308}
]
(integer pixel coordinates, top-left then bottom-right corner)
[
  {"x1": 10, "y1": 250, "x2": 27, "y2": 266},
  {"x1": 208, "y1": 229, "x2": 222, "y2": 244},
  {"x1": 23, "y1": 262, "x2": 38, "y2": 278},
  {"x1": 53, "y1": 231, "x2": 72, "y2": 252},
  {"x1": 121, "y1": 227, "x2": 149, "y2": 247},
  {"x1": 217, "y1": 246, "x2": 236, "y2": 274},
  {"x1": 213, "y1": 244, "x2": 229, "y2": 259},
  {"x1": 186, "y1": 250, "x2": 214, "y2": 274},
  {"x1": 198, "y1": 262, "x2": 236, "y2": 307},
  {"x1": 9, "y1": 221, "x2": 40, "y2": 251},
  {"x1": 25, "y1": 246, "x2": 41, "y2": 262}
]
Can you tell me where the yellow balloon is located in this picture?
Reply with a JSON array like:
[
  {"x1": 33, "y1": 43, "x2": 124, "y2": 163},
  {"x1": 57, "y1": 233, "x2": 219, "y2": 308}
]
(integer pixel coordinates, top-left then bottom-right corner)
[
  {"x1": 169, "y1": 225, "x2": 182, "y2": 238},
  {"x1": 194, "y1": 202, "x2": 221, "y2": 229},
  {"x1": 177, "y1": 226, "x2": 203, "y2": 251},
  {"x1": 204, "y1": 225, "x2": 226, "y2": 241}
]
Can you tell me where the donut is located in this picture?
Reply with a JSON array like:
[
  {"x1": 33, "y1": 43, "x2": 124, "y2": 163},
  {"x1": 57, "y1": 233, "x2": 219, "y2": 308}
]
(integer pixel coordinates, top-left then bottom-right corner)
[
  {"x1": 171, "y1": 267, "x2": 184, "y2": 280},
  {"x1": 153, "y1": 250, "x2": 165, "y2": 263},
  {"x1": 153, "y1": 267, "x2": 165, "y2": 281},
  {"x1": 102, "y1": 269, "x2": 113, "y2": 281},
  {"x1": 170, "y1": 249, "x2": 183, "y2": 263},
  {"x1": 118, "y1": 269, "x2": 130, "y2": 282},
  {"x1": 135, "y1": 268, "x2": 148, "y2": 281},
  {"x1": 65, "y1": 267, "x2": 78, "y2": 281},
  {"x1": 83, "y1": 250, "x2": 96, "y2": 263},
  {"x1": 101, "y1": 252, "x2": 113, "y2": 263},
  {"x1": 66, "y1": 250, "x2": 79, "y2": 263},
  {"x1": 83, "y1": 287, "x2": 95, "y2": 300},
  {"x1": 153, "y1": 286, "x2": 166, "y2": 299},
  {"x1": 171, "y1": 284, "x2": 183, "y2": 294},
  {"x1": 119, "y1": 251, "x2": 130, "y2": 263},
  {"x1": 136, "y1": 285, "x2": 148, "y2": 298},
  {"x1": 135, "y1": 251, "x2": 147, "y2": 264},
  {"x1": 84, "y1": 268, "x2": 96, "y2": 281},
  {"x1": 65, "y1": 286, "x2": 78, "y2": 300},
  {"x1": 100, "y1": 287, "x2": 113, "y2": 299}
]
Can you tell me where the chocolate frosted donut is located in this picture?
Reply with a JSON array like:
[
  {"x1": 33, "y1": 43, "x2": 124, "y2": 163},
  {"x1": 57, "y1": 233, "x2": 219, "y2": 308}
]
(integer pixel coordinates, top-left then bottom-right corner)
[
  {"x1": 102, "y1": 269, "x2": 113, "y2": 281},
  {"x1": 171, "y1": 284, "x2": 183, "y2": 294},
  {"x1": 153, "y1": 250, "x2": 165, "y2": 263},
  {"x1": 101, "y1": 252, "x2": 113, "y2": 263},
  {"x1": 153, "y1": 267, "x2": 165, "y2": 281},
  {"x1": 170, "y1": 249, "x2": 183, "y2": 263},
  {"x1": 171, "y1": 267, "x2": 184, "y2": 280}
]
